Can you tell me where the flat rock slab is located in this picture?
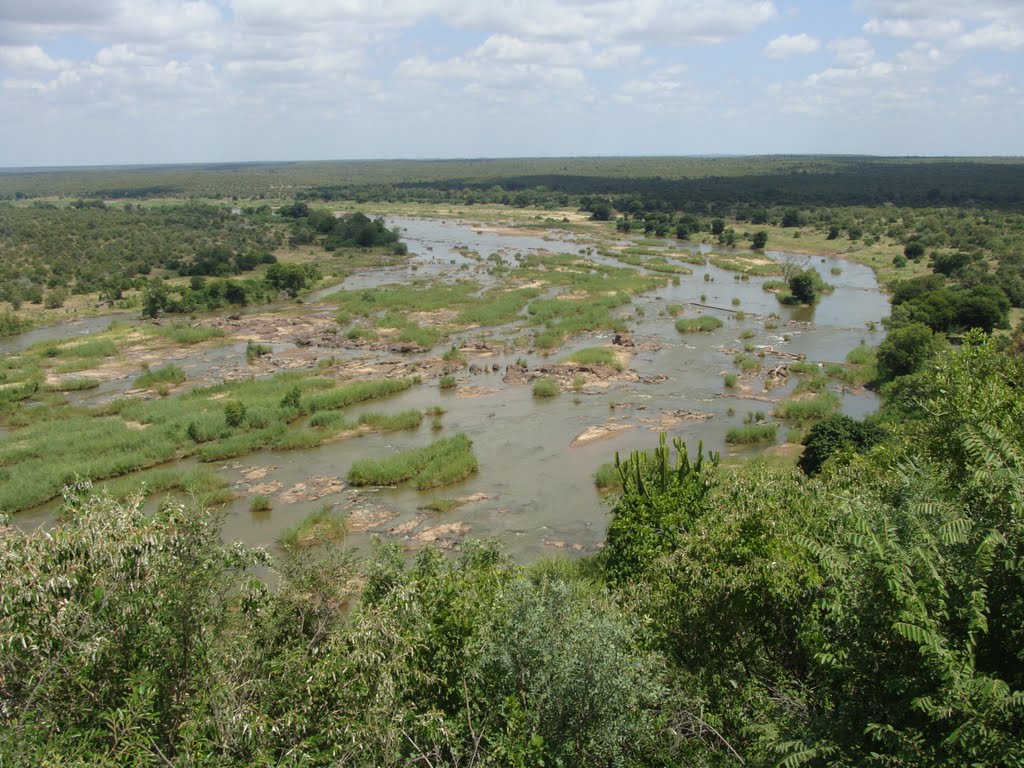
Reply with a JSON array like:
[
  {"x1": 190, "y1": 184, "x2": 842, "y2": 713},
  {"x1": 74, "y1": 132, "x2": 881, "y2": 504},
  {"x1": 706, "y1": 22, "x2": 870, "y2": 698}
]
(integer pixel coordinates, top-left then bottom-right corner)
[
  {"x1": 234, "y1": 464, "x2": 277, "y2": 481},
  {"x1": 414, "y1": 522, "x2": 470, "y2": 547},
  {"x1": 388, "y1": 519, "x2": 422, "y2": 536},
  {"x1": 346, "y1": 508, "x2": 396, "y2": 532},
  {"x1": 571, "y1": 422, "x2": 632, "y2": 447},
  {"x1": 277, "y1": 476, "x2": 345, "y2": 504}
]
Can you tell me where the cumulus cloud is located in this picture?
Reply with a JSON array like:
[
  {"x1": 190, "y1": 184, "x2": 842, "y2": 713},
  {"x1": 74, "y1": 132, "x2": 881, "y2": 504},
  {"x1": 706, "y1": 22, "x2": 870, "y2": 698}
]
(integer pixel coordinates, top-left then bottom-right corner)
[
  {"x1": 858, "y1": 0, "x2": 1024, "y2": 49},
  {"x1": 0, "y1": 45, "x2": 70, "y2": 71},
  {"x1": 828, "y1": 37, "x2": 874, "y2": 67},
  {"x1": 763, "y1": 33, "x2": 820, "y2": 58}
]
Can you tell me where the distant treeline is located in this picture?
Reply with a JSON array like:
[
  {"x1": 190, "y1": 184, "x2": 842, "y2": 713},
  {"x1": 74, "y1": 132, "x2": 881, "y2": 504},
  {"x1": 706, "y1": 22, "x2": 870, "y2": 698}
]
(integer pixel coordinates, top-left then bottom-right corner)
[
  {"x1": 3, "y1": 156, "x2": 1024, "y2": 210},
  {"x1": 303, "y1": 163, "x2": 1024, "y2": 210}
]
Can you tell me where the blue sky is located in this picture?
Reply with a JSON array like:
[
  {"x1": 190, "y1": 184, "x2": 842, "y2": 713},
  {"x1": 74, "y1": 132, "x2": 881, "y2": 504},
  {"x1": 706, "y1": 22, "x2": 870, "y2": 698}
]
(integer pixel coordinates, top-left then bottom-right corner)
[{"x1": 0, "y1": 0, "x2": 1021, "y2": 166}]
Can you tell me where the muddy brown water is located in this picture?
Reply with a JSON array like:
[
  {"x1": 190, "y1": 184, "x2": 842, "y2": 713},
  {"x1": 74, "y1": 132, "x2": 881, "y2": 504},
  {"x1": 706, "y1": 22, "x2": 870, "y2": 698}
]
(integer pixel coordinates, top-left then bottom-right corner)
[{"x1": 10, "y1": 217, "x2": 890, "y2": 560}]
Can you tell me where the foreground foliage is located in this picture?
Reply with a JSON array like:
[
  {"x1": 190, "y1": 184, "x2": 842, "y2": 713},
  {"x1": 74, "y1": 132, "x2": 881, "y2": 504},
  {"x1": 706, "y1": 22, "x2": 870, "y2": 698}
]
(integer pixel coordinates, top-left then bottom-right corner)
[{"x1": 2, "y1": 335, "x2": 1023, "y2": 766}]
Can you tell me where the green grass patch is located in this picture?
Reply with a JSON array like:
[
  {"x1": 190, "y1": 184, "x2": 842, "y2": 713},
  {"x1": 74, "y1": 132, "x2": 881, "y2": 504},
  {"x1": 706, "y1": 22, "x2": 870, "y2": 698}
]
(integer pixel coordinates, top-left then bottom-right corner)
[
  {"x1": 347, "y1": 433, "x2": 478, "y2": 490},
  {"x1": 250, "y1": 494, "x2": 272, "y2": 512},
  {"x1": 345, "y1": 326, "x2": 379, "y2": 341},
  {"x1": 53, "y1": 339, "x2": 119, "y2": 358},
  {"x1": 675, "y1": 315, "x2": 723, "y2": 333},
  {"x1": 94, "y1": 466, "x2": 229, "y2": 505},
  {"x1": 135, "y1": 364, "x2": 187, "y2": 390},
  {"x1": 561, "y1": 347, "x2": 623, "y2": 371},
  {"x1": 774, "y1": 392, "x2": 840, "y2": 421},
  {"x1": 724, "y1": 373, "x2": 738, "y2": 388},
  {"x1": 594, "y1": 462, "x2": 622, "y2": 492},
  {"x1": 47, "y1": 377, "x2": 100, "y2": 392},
  {"x1": 794, "y1": 373, "x2": 828, "y2": 394},
  {"x1": 143, "y1": 323, "x2": 225, "y2": 345},
  {"x1": 420, "y1": 498, "x2": 461, "y2": 513},
  {"x1": 734, "y1": 354, "x2": 761, "y2": 372},
  {"x1": 846, "y1": 344, "x2": 876, "y2": 366},
  {"x1": 280, "y1": 506, "x2": 347, "y2": 549},
  {"x1": 305, "y1": 377, "x2": 416, "y2": 412},
  {"x1": 358, "y1": 409, "x2": 423, "y2": 431},
  {"x1": 789, "y1": 361, "x2": 821, "y2": 376},
  {"x1": 725, "y1": 423, "x2": 778, "y2": 444}
]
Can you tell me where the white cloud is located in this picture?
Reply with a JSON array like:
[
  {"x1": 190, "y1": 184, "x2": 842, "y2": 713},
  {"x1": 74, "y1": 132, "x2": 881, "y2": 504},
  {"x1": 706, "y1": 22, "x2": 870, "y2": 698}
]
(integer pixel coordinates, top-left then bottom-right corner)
[
  {"x1": 763, "y1": 32, "x2": 820, "y2": 58},
  {"x1": 858, "y1": 0, "x2": 1024, "y2": 49},
  {"x1": 0, "y1": 45, "x2": 70, "y2": 71},
  {"x1": 828, "y1": 37, "x2": 874, "y2": 67},
  {"x1": 957, "y1": 21, "x2": 1024, "y2": 50},
  {"x1": 862, "y1": 17, "x2": 963, "y2": 39}
]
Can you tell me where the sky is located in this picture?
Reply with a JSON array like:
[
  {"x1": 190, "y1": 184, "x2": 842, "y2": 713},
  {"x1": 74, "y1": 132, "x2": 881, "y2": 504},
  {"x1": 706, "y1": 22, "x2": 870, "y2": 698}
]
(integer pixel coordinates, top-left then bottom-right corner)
[{"x1": 0, "y1": 0, "x2": 1021, "y2": 166}]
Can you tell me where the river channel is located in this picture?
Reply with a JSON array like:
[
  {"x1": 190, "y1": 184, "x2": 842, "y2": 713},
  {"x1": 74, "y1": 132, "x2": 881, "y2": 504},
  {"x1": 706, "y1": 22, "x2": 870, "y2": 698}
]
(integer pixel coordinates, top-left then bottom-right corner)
[{"x1": 10, "y1": 216, "x2": 891, "y2": 560}]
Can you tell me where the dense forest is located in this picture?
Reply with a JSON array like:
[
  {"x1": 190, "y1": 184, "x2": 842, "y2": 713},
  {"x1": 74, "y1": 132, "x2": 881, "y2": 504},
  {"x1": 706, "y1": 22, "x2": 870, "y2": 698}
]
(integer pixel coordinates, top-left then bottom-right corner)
[{"x1": 2, "y1": 332, "x2": 1022, "y2": 765}]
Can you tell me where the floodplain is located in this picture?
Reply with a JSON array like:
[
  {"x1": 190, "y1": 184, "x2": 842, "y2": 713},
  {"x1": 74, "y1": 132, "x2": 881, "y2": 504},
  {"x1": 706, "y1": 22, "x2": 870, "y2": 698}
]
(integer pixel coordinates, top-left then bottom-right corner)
[{"x1": 2, "y1": 203, "x2": 889, "y2": 557}]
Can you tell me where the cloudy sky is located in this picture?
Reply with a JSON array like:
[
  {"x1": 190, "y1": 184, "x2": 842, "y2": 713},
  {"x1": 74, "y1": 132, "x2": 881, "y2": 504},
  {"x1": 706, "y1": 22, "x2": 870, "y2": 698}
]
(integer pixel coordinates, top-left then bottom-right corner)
[{"x1": 1, "y1": 0, "x2": 1021, "y2": 166}]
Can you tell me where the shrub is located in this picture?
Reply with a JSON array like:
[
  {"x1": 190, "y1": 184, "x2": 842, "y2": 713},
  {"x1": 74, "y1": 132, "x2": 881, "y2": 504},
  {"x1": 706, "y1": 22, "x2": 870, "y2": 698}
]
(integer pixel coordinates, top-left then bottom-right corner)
[
  {"x1": 246, "y1": 340, "x2": 271, "y2": 362},
  {"x1": 439, "y1": 375, "x2": 456, "y2": 390},
  {"x1": 532, "y1": 378, "x2": 559, "y2": 398},
  {"x1": 798, "y1": 414, "x2": 886, "y2": 476},
  {"x1": 224, "y1": 400, "x2": 247, "y2": 427},
  {"x1": 250, "y1": 495, "x2": 272, "y2": 512},
  {"x1": 280, "y1": 385, "x2": 302, "y2": 410}
]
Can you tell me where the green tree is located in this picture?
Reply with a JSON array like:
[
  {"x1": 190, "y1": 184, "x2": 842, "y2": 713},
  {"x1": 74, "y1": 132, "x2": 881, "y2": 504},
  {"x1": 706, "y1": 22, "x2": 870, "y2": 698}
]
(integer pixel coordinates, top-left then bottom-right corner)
[
  {"x1": 751, "y1": 230, "x2": 768, "y2": 249},
  {"x1": 265, "y1": 262, "x2": 318, "y2": 297},
  {"x1": 788, "y1": 271, "x2": 817, "y2": 304},
  {"x1": 781, "y1": 208, "x2": 800, "y2": 227},
  {"x1": 904, "y1": 241, "x2": 926, "y2": 260},
  {"x1": 142, "y1": 279, "x2": 169, "y2": 318},
  {"x1": 875, "y1": 322, "x2": 943, "y2": 382}
]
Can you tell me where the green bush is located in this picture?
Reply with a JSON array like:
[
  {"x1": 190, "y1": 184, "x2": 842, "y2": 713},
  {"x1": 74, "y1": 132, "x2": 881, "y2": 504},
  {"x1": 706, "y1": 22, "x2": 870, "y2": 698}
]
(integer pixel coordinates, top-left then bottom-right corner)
[
  {"x1": 532, "y1": 377, "x2": 560, "y2": 398},
  {"x1": 798, "y1": 414, "x2": 886, "y2": 476},
  {"x1": 224, "y1": 400, "x2": 247, "y2": 428}
]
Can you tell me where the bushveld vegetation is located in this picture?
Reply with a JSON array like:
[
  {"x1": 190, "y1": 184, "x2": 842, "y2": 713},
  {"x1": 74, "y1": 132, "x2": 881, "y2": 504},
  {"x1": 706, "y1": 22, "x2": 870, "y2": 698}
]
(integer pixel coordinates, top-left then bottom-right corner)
[{"x1": 2, "y1": 157, "x2": 1024, "y2": 765}]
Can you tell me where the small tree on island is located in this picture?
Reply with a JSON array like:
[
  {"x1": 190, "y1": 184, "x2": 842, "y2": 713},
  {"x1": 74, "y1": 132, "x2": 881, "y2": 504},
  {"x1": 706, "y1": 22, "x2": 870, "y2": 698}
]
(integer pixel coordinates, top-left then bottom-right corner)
[{"x1": 788, "y1": 272, "x2": 817, "y2": 304}]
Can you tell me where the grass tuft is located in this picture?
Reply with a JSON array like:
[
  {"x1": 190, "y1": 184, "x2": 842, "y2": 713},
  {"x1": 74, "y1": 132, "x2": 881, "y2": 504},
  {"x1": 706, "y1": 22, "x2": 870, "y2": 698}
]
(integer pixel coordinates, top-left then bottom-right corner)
[
  {"x1": 347, "y1": 433, "x2": 478, "y2": 490},
  {"x1": 675, "y1": 316, "x2": 723, "y2": 333}
]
